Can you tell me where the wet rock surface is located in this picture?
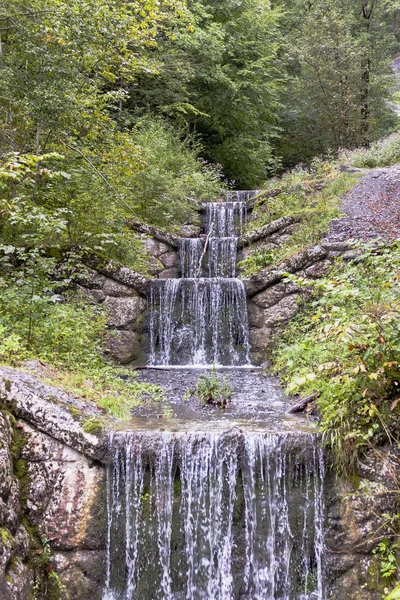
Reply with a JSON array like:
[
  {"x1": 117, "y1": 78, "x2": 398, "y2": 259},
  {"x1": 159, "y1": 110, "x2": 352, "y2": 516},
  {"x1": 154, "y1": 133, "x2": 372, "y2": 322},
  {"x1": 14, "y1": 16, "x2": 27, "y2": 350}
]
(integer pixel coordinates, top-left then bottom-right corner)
[
  {"x1": 135, "y1": 368, "x2": 311, "y2": 434},
  {"x1": 0, "y1": 367, "x2": 107, "y2": 599},
  {"x1": 325, "y1": 447, "x2": 400, "y2": 600}
]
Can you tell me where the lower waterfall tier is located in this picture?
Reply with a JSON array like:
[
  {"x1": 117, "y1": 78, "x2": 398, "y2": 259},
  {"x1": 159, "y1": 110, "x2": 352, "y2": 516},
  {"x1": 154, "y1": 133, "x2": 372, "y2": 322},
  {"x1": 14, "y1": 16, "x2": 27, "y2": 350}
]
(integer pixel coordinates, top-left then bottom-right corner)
[
  {"x1": 103, "y1": 430, "x2": 325, "y2": 600},
  {"x1": 148, "y1": 278, "x2": 251, "y2": 366}
]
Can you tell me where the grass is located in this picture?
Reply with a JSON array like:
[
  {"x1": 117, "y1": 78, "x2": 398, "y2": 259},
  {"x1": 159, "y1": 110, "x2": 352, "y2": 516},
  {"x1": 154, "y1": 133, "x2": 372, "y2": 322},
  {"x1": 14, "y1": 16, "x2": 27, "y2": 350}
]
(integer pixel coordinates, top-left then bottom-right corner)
[
  {"x1": 40, "y1": 364, "x2": 164, "y2": 421},
  {"x1": 238, "y1": 160, "x2": 359, "y2": 277},
  {"x1": 338, "y1": 132, "x2": 400, "y2": 169}
]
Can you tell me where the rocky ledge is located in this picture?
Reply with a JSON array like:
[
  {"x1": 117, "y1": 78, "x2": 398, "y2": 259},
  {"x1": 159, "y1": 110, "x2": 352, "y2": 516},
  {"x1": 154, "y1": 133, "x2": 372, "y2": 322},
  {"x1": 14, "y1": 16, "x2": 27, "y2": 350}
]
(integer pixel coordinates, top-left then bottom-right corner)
[{"x1": 0, "y1": 366, "x2": 108, "y2": 600}]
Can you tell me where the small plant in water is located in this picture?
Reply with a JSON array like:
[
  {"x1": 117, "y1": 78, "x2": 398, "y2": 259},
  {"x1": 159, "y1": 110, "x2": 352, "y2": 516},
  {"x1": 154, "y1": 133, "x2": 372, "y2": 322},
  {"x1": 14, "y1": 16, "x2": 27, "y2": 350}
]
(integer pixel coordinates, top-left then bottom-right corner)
[{"x1": 186, "y1": 366, "x2": 233, "y2": 408}]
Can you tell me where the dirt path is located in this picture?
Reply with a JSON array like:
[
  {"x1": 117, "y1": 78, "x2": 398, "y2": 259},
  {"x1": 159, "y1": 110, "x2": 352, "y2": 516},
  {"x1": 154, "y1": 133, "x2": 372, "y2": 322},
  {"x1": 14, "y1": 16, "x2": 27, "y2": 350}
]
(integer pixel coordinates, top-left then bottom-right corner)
[{"x1": 325, "y1": 165, "x2": 400, "y2": 244}]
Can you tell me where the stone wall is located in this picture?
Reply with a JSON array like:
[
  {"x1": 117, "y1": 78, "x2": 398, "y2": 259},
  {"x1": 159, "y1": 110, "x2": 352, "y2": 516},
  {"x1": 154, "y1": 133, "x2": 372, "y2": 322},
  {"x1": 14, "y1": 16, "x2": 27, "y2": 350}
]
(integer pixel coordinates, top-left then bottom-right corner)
[
  {"x1": 326, "y1": 446, "x2": 400, "y2": 600},
  {"x1": 0, "y1": 368, "x2": 107, "y2": 600},
  {"x1": 245, "y1": 240, "x2": 358, "y2": 364}
]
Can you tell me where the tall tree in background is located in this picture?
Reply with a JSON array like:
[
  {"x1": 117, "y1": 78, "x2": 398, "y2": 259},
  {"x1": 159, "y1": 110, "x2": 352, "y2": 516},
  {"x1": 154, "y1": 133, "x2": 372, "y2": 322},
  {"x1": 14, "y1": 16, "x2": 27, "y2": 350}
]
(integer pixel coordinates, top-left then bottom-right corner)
[
  {"x1": 124, "y1": 0, "x2": 284, "y2": 187},
  {"x1": 276, "y1": 0, "x2": 399, "y2": 165}
]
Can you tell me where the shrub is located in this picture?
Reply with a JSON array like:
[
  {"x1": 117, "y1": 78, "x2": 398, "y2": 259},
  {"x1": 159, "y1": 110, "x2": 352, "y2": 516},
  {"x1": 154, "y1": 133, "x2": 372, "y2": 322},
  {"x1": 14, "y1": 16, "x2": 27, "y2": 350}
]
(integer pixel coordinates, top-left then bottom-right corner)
[{"x1": 273, "y1": 243, "x2": 400, "y2": 471}]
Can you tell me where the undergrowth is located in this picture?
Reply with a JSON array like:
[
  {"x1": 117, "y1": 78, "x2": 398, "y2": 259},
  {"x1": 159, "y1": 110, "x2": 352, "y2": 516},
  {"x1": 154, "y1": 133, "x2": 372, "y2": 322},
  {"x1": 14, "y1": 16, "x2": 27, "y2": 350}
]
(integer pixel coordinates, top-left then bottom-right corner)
[
  {"x1": 0, "y1": 249, "x2": 163, "y2": 419},
  {"x1": 238, "y1": 160, "x2": 358, "y2": 277},
  {"x1": 273, "y1": 243, "x2": 400, "y2": 472},
  {"x1": 338, "y1": 133, "x2": 400, "y2": 169}
]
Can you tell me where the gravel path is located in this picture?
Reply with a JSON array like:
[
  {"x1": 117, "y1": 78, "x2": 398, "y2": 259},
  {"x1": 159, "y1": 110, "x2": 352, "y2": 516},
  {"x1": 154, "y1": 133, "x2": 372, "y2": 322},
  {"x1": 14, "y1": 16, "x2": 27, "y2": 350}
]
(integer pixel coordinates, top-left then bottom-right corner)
[{"x1": 325, "y1": 165, "x2": 400, "y2": 244}]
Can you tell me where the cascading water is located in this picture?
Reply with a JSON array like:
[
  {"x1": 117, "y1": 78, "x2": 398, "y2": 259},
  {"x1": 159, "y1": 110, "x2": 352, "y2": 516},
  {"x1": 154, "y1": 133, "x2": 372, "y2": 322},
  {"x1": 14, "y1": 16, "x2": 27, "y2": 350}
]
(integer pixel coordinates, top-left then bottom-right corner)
[
  {"x1": 104, "y1": 192, "x2": 327, "y2": 600},
  {"x1": 148, "y1": 278, "x2": 250, "y2": 366},
  {"x1": 103, "y1": 431, "x2": 325, "y2": 600},
  {"x1": 149, "y1": 200, "x2": 250, "y2": 366}
]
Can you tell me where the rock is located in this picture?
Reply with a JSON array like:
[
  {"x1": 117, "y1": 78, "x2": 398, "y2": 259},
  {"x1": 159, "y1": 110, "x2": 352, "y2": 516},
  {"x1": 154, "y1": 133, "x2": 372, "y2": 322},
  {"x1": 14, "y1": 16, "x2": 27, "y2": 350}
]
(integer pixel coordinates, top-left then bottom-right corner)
[
  {"x1": 160, "y1": 251, "x2": 178, "y2": 269},
  {"x1": 102, "y1": 278, "x2": 140, "y2": 298},
  {"x1": 127, "y1": 219, "x2": 180, "y2": 249},
  {"x1": 263, "y1": 294, "x2": 300, "y2": 326},
  {"x1": 106, "y1": 331, "x2": 141, "y2": 364},
  {"x1": 159, "y1": 268, "x2": 179, "y2": 279},
  {"x1": 251, "y1": 282, "x2": 300, "y2": 309},
  {"x1": 238, "y1": 216, "x2": 297, "y2": 248},
  {"x1": 53, "y1": 550, "x2": 105, "y2": 600},
  {"x1": 180, "y1": 224, "x2": 200, "y2": 238},
  {"x1": 148, "y1": 255, "x2": 165, "y2": 276},
  {"x1": 305, "y1": 260, "x2": 332, "y2": 279},
  {"x1": 0, "y1": 367, "x2": 107, "y2": 462},
  {"x1": 249, "y1": 327, "x2": 273, "y2": 352},
  {"x1": 104, "y1": 297, "x2": 146, "y2": 328},
  {"x1": 247, "y1": 303, "x2": 265, "y2": 328}
]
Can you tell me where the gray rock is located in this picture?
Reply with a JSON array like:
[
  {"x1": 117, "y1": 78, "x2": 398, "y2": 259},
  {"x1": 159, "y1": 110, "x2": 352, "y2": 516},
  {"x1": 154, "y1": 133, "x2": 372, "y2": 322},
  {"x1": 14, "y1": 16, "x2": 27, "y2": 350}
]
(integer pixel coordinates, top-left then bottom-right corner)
[
  {"x1": 249, "y1": 327, "x2": 273, "y2": 352},
  {"x1": 53, "y1": 550, "x2": 105, "y2": 600},
  {"x1": 251, "y1": 283, "x2": 300, "y2": 309},
  {"x1": 159, "y1": 268, "x2": 180, "y2": 279},
  {"x1": 247, "y1": 303, "x2": 265, "y2": 328},
  {"x1": 263, "y1": 294, "x2": 300, "y2": 326},
  {"x1": 0, "y1": 367, "x2": 107, "y2": 462},
  {"x1": 160, "y1": 251, "x2": 178, "y2": 269},
  {"x1": 102, "y1": 278, "x2": 140, "y2": 298},
  {"x1": 104, "y1": 296, "x2": 146, "y2": 328},
  {"x1": 106, "y1": 330, "x2": 141, "y2": 364},
  {"x1": 305, "y1": 260, "x2": 332, "y2": 279}
]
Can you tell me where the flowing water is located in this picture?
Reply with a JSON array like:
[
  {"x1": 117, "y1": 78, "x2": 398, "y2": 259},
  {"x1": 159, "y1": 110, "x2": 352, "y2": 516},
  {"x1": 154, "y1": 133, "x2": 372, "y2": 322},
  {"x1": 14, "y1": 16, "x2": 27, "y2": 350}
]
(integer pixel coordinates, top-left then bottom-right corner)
[
  {"x1": 149, "y1": 200, "x2": 249, "y2": 366},
  {"x1": 103, "y1": 431, "x2": 325, "y2": 600},
  {"x1": 104, "y1": 195, "x2": 327, "y2": 600}
]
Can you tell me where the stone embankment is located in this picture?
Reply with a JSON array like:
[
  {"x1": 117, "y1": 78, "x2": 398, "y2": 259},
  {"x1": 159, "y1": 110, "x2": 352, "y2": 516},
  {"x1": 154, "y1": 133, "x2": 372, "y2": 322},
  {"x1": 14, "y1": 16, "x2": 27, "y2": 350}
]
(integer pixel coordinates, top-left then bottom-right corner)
[{"x1": 0, "y1": 366, "x2": 107, "y2": 600}]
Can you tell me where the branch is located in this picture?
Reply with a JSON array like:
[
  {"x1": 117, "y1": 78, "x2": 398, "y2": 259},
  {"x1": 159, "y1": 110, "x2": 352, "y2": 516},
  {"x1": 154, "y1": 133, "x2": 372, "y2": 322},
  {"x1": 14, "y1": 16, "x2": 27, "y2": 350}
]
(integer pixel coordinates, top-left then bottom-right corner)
[{"x1": 196, "y1": 223, "x2": 213, "y2": 278}]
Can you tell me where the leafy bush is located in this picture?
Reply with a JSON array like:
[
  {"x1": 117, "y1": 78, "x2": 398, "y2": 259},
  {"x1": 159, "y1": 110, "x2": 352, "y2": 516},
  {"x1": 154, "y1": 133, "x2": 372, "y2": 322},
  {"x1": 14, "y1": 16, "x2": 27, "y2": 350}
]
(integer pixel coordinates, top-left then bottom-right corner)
[
  {"x1": 186, "y1": 367, "x2": 232, "y2": 408},
  {"x1": 339, "y1": 133, "x2": 400, "y2": 169},
  {"x1": 273, "y1": 243, "x2": 400, "y2": 471}
]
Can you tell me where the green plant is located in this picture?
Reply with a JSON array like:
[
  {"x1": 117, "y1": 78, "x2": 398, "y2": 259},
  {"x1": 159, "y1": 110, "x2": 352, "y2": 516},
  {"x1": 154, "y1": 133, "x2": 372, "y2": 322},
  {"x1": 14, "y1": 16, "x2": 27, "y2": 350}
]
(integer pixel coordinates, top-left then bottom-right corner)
[
  {"x1": 238, "y1": 162, "x2": 358, "y2": 277},
  {"x1": 339, "y1": 134, "x2": 400, "y2": 169},
  {"x1": 187, "y1": 366, "x2": 232, "y2": 408},
  {"x1": 82, "y1": 417, "x2": 105, "y2": 435},
  {"x1": 273, "y1": 242, "x2": 400, "y2": 471}
]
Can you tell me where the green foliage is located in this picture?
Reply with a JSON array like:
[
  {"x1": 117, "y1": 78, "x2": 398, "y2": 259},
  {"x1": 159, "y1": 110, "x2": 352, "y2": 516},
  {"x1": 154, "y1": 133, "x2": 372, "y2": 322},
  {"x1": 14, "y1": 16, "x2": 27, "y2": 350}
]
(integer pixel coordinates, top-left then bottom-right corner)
[
  {"x1": 375, "y1": 538, "x2": 400, "y2": 580},
  {"x1": 0, "y1": 248, "x2": 106, "y2": 367},
  {"x1": 82, "y1": 417, "x2": 105, "y2": 436},
  {"x1": 339, "y1": 133, "x2": 400, "y2": 169},
  {"x1": 277, "y1": 0, "x2": 399, "y2": 166},
  {"x1": 238, "y1": 161, "x2": 358, "y2": 277},
  {"x1": 186, "y1": 366, "x2": 232, "y2": 407},
  {"x1": 274, "y1": 243, "x2": 400, "y2": 471}
]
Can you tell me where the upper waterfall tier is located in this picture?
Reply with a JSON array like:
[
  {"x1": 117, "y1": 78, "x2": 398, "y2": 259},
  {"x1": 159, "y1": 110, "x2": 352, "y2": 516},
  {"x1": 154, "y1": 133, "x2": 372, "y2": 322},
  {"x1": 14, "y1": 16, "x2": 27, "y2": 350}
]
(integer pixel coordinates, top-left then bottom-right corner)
[
  {"x1": 103, "y1": 430, "x2": 325, "y2": 600},
  {"x1": 203, "y1": 201, "x2": 246, "y2": 238},
  {"x1": 148, "y1": 278, "x2": 250, "y2": 366}
]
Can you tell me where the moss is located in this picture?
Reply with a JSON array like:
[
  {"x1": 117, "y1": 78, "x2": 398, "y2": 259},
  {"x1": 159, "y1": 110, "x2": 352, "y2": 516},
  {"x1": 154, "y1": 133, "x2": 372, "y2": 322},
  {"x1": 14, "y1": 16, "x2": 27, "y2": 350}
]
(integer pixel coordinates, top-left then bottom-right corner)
[
  {"x1": 82, "y1": 417, "x2": 105, "y2": 435},
  {"x1": 365, "y1": 557, "x2": 383, "y2": 592},
  {"x1": 0, "y1": 527, "x2": 13, "y2": 546},
  {"x1": 68, "y1": 405, "x2": 82, "y2": 421},
  {"x1": 4, "y1": 379, "x2": 11, "y2": 392}
]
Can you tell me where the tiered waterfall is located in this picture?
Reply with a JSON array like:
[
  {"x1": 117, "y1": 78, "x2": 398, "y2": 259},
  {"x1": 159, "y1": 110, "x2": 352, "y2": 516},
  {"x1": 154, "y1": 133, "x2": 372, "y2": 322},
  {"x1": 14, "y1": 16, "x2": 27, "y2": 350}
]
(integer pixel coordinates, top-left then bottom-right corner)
[
  {"x1": 148, "y1": 200, "x2": 250, "y2": 366},
  {"x1": 103, "y1": 194, "x2": 327, "y2": 600}
]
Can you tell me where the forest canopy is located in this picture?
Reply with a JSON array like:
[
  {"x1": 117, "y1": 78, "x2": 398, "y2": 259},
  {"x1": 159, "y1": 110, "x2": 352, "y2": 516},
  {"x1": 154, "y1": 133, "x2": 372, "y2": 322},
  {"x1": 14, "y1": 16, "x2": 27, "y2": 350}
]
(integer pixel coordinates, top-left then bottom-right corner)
[{"x1": 0, "y1": 0, "x2": 399, "y2": 257}]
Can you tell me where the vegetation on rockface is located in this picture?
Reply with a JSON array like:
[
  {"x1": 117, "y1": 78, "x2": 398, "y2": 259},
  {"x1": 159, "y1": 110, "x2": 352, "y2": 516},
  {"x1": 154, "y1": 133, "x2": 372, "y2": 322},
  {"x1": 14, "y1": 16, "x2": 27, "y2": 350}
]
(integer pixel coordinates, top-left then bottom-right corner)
[
  {"x1": 273, "y1": 244, "x2": 400, "y2": 472},
  {"x1": 238, "y1": 161, "x2": 358, "y2": 276}
]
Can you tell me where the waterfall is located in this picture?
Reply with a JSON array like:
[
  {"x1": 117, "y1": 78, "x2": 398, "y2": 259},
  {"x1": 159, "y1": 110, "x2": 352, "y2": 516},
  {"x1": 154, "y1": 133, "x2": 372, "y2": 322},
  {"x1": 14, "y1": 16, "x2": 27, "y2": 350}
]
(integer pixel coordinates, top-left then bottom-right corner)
[
  {"x1": 180, "y1": 239, "x2": 204, "y2": 278},
  {"x1": 150, "y1": 199, "x2": 250, "y2": 366},
  {"x1": 148, "y1": 278, "x2": 250, "y2": 366},
  {"x1": 103, "y1": 431, "x2": 325, "y2": 600},
  {"x1": 104, "y1": 192, "x2": 327, "y2": 600},
  {"x1": 203, "y1": 201, "x2": 247, "y2": 237}
]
